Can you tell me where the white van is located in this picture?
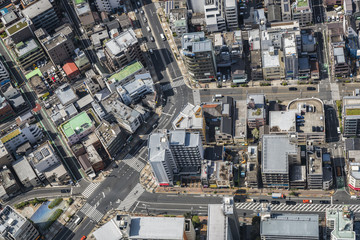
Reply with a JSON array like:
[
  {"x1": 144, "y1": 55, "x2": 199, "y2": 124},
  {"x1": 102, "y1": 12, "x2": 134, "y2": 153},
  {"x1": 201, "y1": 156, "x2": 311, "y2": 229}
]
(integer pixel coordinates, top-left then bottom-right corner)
[
  {"x1": 74, "y1": 216, "x2": 83, "y2": 225},
  {"x1": 214, "y1": 94, "x2": 223, "y2": 98},
  {"x1": 335, "y1": 6, "x2": 342, "y2": 11},
  {"x1": 160, "y1": 33, "x2": 166, "y2": 41},
  {"x1": 351, "y1": 195, "x2": 357, "y2": 199},
  {"x1": 146, "y1": 26, "x2": 151, "y2": 32}
]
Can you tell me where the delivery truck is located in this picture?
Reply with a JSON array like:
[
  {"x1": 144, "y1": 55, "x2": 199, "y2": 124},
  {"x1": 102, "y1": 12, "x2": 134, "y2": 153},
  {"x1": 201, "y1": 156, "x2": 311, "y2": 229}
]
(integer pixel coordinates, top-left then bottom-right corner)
[{"x1": 272, "y1": 193, "x2": 284, "y2": 199}]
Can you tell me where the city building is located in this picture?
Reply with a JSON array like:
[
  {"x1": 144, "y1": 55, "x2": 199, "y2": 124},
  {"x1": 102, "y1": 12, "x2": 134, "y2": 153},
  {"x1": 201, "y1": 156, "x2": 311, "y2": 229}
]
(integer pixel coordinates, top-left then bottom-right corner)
[
  {"x1": 95, "y1": 121, "x2": 127, "y2": 159},
  {"x1": 201, "y1": 160, "x2": 233, "y2": 188},
  {"x1": 0, "y1": 141, "x2": 13, "y2": 167},
  {"x1": 0, "y1": 97, "x2": 15, "y2": 124},
  {"x1": 307, "y1": 146, "x2": 323, "y2": 189},
  {"x1": 224, "y1": 0, "x2": 238, "y2": 30},
  {"x1": 106, "y1": 61, "x2": 145, "y2": 92},
  {"x1": 0, "y1": 59, "x2": 10, "y2": 84},
  {"x1": 13, "y1": 39, "x2": 45, "y2": 70},
  {"x1": 95, "y1": 0, "x2": 121, "y2": 12},
  {"x1": 291, "y1": 0, "x2": 313, "y2": 27},
  {"x1": 249, "y1": 29, "x2": 263, "y2": 80},
  {"x1": 116, "y1": 73, "x2": 154, "y2": 105},
  {"x1": 74, "y1": 1, "x2": 95, "y2": 31},
  {"x1": 26, "y1": 142, "x2": 69, "y2": 184},
  {"x1": 12, "y1": 156, "x2": 41, "y2": 188},
  {"x1": 35, "y1": 25, "x2": 75, "y2": 65},
  {"x1": 342, "y1": 96, "x2": 360, "y2": 137},
  {"x1": 50, "y1": 103, "x2": 78, "y2": 125},
  {"x1": 245, "y1": 146, "x2": 259, "y2": 188},
  {"x1": 281, "y1": 0, "x2": 291, "y2": 21},
  {"x1": 60, "y1": 111, "x2": 95, "y2": 146},
  {"x1": 5, "y1": 19, "x2": 35, "y2": 44},
  {"x1": 29, "y1": 76, "x2": 49, "y2": 99},
  {"x1": 332, "y1": 47, "x2": 350, "y2": 77},
  {"x1": 0, "y1": 166, "x2": 20, "y2": 199},
  {"x1": 102, "y1": 93, "x2": 144, "y2": 134},
  {"x1": 91, "y1": 30, "x2": 109, "y2": 49},
  {"x1": 260, "y1": 212, "x2": 319, "y2": 239},
  {"x1": 205, "y1": 0, "x2": 226, "y2": 33},
  {"x1": 326, "y1": 207, "x2": 355, "y2": 240},
  {"x1": 1, "y1": 83, "x2": 27, "y2": 112},
  {"x1": 262, "y1": 135, "x2": 298, "y2": 188},
  {"x1": 0, "y1": 205, "x2": 40, "y2": 240},
  {"x1": 247, "y1": 94, "x2": 266, "y2": 129},
  {"x1": 0, "y1": 124, "x2": 43, "y2": 152},
  {"x1": 104, "y1": 29, "x2": 144, "y2": 71},
  {"x1": 181, "y1": 32, "x2": 217, "y2": 82},
  {"x1": 207, "y1": 197, "x2": 240, "y2": 240},
  {"x1": 92, "y1": 215, "x2": 192, "y2": 240},
  {"x1": 55, "y1": 83, "x2": 78, "y2": 106},
  {"x1": 22, "y1": 0, "x2": 59, "y2": 33},
  {"x1": 1, "y1": 11, "x2": 18, "y2": 27},
  {"x1": 283, "y1": 33, "x2": 299, "y2": 80},
  {"x1": 148, "y1": 130, "x2": 204, "y2": 186},
  {"x1": 62, "y1": 61, "x2": 80, "y2": 80}
]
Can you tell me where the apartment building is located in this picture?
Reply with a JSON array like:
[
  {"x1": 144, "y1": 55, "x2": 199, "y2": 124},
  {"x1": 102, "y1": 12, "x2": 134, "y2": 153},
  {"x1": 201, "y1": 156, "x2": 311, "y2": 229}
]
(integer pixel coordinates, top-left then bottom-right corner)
[
  {"x1": 95, "y1": 0, "x2": 121, "y2": 12},
  {"x1": 35, "y1": 25, "x2": 75, "y2": 65},
  {"x1": 0, "y1": 60, "x2": 9, "y2": 84},
  {"x1": 307, "y1": 147, "x2": 323, "y2": 189},
  {"x1": 0, "y1": 166, "x2": 20, "y2": 199},
  {"x1": 181, "y1": 32, "x2": 217, "y2": 82},
  {"x1": 0, "y1": 141, "x2": 13, "y2": 167},
  {"x1": 14, "y1": 39, "x2": 45, "y2": 70},
  {"x1": 60, "y1": 112, "x2": 95, "y2": 146},
  {"x1": 12, "y1": 157, "x2": 41, "y2": 188},
  {"x1": 261, "y1": 213, "x2": 319, "y2": 239},
  {"x1": 0, "y1": 98, "x2": 15, "y2": 124},
  {"x1": 104, "y1": 28, "x2": 144, "y2": 71},
  {"x1": 247, "y1": 94, "x2": 266, "y2": 129},
  {"x1": 262, "y1": 135, "x2": 298, "y2": 188},
  {"x1": 292, "y1": 0, "x2": 313, "y2": 27},
  {"x1": 342, "y1": 96, "x2": 360, "y2": 137},
  {"x1": 22, "y1": 0, "x2": 59, "y2": 33},
  {"x1": 326, "y1": 207, "x2": 355, "y2": 240},
  {"x1": 333, "y1": 47, "x2": 350, "y2": 77},
  {"x1": 249, "y1": 29, "x2": 263, "y2": 80},
  {"x1": 0, "y1": 206, "x2": 40, "y2": 240},
  {"x1": 283, "y1": 33, "x2": 299, "y2": 80},
  {"x1": 205, "y1": 0, "x2": 226, "y2": 33},
  {"x1": 224, "y1": 0, "x2": 238, "y2": 30},
  {"x1": 74, "y1": 1, "x2": 95, "y2": 31}
]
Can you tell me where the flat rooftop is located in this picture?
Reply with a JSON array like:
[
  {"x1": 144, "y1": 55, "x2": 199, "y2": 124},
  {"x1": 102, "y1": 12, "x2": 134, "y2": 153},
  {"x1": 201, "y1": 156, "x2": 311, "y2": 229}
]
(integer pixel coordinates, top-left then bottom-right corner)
[
  {"x1": 6, "y1": 20, "x2": 28, "y2": 35},
  {"x1": 0, "y1": 206, "x2": 27, "y2": 236},
  {"x1": 108, "y1": 61, "x2": 143, "y2": 84},
  {"x1": 105, "y1": 28, "x2": 138, "y2": 56},
  {"x1": 22, "y1": 0, "x2": 53, "y2": 19},
  {"x1": 61, "y1": 112, "x2": 93, "y2": 138},
  {"x1": 172, "y1": 103, "x2": 204, "y2": 130},
  {"x1": 269, "y1": 110, "x2": 296, "y2": 132}
]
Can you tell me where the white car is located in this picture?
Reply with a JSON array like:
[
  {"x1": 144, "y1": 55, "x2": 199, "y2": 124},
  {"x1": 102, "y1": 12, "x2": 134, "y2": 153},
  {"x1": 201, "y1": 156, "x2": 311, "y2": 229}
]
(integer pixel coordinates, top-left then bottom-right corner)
[
  {"x1": 134, "y1": 9, "x2": 138, "y2": 13},
  {"x1": 140, "y1": 10, "x2": 144, "y2": 14},
  {"x1": 143, "y1": 17, "x2": 147, "y2": 22}
]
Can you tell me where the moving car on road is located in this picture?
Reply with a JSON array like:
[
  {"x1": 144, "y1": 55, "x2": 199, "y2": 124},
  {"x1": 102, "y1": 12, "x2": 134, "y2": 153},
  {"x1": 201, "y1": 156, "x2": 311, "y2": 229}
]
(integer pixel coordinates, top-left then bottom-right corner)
[
  {"x1": 289, "y1": 87, "x2": 298, "y2": 91},
  {"x1": 303, "y1": 199, "x2": 313, "y2": 203}
]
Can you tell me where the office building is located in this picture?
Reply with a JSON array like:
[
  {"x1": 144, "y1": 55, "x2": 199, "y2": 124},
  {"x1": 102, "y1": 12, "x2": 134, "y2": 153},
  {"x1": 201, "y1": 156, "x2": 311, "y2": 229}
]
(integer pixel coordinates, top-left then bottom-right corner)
[
  {"x1": 14, "y1": 39, "x2": 45, "y2": 70},
  {"x1": 247, "y1": 94, "x2": 266, "y2": 129},
  {"x1": 12, "y1": 157, "x2": 41, "y2": 188},
  {"x1": 333, "y1": 47, "x2": 350, "y2": 77},
  {"x1": 292, "y1": 0, "x2": 313, "y2": 27},
  {"x1": 283, "y1": 33, "x2": 299, "y2": 80},
  {"x1": 102, "y1": 93, "x2": 144, "y2": 134},
  {"x1": 342, "y1": 96, "x2": 360, "y2": 137},
  {"x1": 224, "y1": 0, "x2": 238, "y2": 30},
  {"x1": 260, "y1": 212, "x2": 319, "y2": 239},
  {"x1": 0, "y1": 124, "x2": 43, "y2": 152},
  {"x1": 22, "y1": 0, "x2": 59, "y2": 33},
  {"x1": 307, "y1": 146, "x2": 323, "y2": 189},
  {"x1": 207, "y1": 197, "x2": 241, "y2": 240},
  {"x1": 205, "y1": 0, "x2": 226, "y2": 32},
  {"x1": 95, "y1": 121, "x2": 127, "y2": 159},
  {"x1": 0, "y1": 60, "x2": 9, "y2": 83},
  {"x1": 181, "y1": 32, "x2": 217, "y2": 82},
  {"x1": 0, "y1": 205, "x2": 40, "y2": 240},
  {"x1": 104, "y1": 28, "x2": 144, "y2": 71},
  {"x1": 60, "y1": 111, "x2": 95, "y2": 146},
  {"x1": 326, "y1": 207, "x2": 355, "y2": 240},
  {"x1": 35, "y1": 25, "x2": 75, "y2": 65},
  {"x1": 95, "y1": 0, "x2": 121, "y2": 12},
  {"x1": 262, "y1": 135, "x2": 298, "y2": 188},
  {"x1": 148, "y1": 130, "x2": 204, "y2": 186}
]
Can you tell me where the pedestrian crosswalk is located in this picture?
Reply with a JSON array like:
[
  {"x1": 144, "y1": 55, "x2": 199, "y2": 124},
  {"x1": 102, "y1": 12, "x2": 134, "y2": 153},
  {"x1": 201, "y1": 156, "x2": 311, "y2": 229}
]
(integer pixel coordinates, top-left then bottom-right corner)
[
  {"x1": 82, "y1": 182, "x2": 101, "y2": 198},
  {"x1": 123, "y1": 154, "x2": 146, "y2": 172},
  {"x1": 117, "y1": 183, "x2": 145, "y2": 212},
  {"x1": 162, "y1": 78, "x2": 184, "y2": 91},
  {"x1": 80, "y1": 203, "x2": 104, "y2": 222},
  {"x1": 235, "y1": 202, "x2": 360, "y2": 213}
]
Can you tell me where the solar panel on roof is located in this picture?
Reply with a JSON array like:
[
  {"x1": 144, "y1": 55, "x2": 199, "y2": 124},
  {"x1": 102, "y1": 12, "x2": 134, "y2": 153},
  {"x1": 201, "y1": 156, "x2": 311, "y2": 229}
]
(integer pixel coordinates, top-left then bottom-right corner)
[{"x1": 41, "y1": 148, "x2": 50, "y2": 157}]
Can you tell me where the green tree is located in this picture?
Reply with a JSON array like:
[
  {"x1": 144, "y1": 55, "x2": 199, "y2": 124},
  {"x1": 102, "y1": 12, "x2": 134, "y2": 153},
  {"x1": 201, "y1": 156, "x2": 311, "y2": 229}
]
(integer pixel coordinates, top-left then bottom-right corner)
[
  {"x1": 192, "y1": 215, "x2": 200, "y2": 228},
  {"x1": 252, "y1": 128, "x2": 260, "y2": 140}
]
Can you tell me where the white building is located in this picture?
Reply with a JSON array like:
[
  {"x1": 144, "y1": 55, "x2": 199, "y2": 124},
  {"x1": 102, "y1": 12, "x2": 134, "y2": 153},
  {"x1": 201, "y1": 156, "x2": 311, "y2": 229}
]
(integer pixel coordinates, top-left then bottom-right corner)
[
  {"x1": 205, "y1": 0, "x2": 226, "y2": 33},
  {"x1": 12, "y1": 157, "x2": 41, "y2": 188},
  {"x1": 326, "y1": 207, "x2": 355, "y2": 240},
  {"x1": 95, "y1": 0, "x2": 121, "y2": 12},
  {"x1": 0, "y1": 206, "x2": 40, "y2": 240},
  {"x1": 0, "y1": 124, "x2": 43, "y2": 152},
  {"x1": 116, "y1": 73, "x2": 154, "y2": 105},
  {"x1": 224, "y1": 0, "x2": 238, "y2": 30}
]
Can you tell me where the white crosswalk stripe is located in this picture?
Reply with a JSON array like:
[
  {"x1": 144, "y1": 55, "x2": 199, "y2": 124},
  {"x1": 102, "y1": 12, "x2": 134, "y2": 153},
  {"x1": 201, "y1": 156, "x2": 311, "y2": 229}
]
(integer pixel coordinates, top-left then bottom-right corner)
[
  {"x1": 80, "y1": 203, "x2": 104, "y2": 222},
  {"x1": 161, "y1": 78, "x2": 185, "y2": 91},
  {"x1": 123, "y1": 154, "x2": 146, "y2": 172},
  {"x1": 117, "y1": 183, "x2": 145, "y2": 212},
  {"x1": 235, "y1": 202, "x2": 360, "y2": 213},
  {"x1": 82, "y1": 182, "x2": 101, "y2": 198}
]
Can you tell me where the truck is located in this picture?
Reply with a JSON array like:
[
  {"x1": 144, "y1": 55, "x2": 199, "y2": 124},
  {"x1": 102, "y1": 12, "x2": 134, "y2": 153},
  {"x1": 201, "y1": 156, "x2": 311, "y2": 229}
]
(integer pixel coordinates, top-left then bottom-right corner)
[
  {"x1": 351, "y1": 195, "x2": 358, "y2": 199},
  {"x1": 303, "y1": 199, "x2": 313, "y2": 203},
  {"x1": 272, "y1": 193, "x2": 284, "y2": 199},
  {"x1": 214, "y1": 94, "x2": 223, "y2": 99}
]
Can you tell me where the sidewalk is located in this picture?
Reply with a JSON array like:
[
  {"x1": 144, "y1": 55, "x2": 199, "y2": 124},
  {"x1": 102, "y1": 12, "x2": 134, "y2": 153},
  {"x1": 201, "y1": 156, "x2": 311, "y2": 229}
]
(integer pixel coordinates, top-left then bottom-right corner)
[{"x1": 246, "y1": 188, "x2": 334, "y2": 198}]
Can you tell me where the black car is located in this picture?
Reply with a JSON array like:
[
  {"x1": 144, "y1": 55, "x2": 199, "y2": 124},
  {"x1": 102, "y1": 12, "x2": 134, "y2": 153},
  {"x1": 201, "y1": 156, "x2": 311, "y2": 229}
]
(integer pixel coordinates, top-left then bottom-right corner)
[
  {"x1": 259, "y1": 199, "x2": 269, "y2": 203},
  {"x1": 285, "y1": 201, "x2": 296, "y2": 205},
  {"x1": 271, "y1": 201, "x2": 280, "y2": 205},
  {"x1": 307, "y1": 87, "x2": 316, "y2": 91},
  {"x1": 320, "y1": 200, "x2": 330, "y2": 204},
  {"x1": 289, "y1": 87, "x2": 298, "y2": 91},
  {"x1": 61, "y1": 189, "x2": 70, "y2": 193}
]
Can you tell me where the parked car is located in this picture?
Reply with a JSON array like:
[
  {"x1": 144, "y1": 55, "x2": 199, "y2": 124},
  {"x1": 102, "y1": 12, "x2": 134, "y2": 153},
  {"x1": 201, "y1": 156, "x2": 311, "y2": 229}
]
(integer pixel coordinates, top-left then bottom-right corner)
[
  {"x1": 259, "y1": 199, "x2": 269, "y2": 203},
  {"x1": 307, "y1": 87, "x2": 316, "y2": 91},
  {"x1": 285, "y1": 201, "x2": 296, "y2": 205},
  {"x1": 320, "y1": 200, "x2": 330, "y2": 204},
  {"x1": 271, "y1": 201, "x2": 280, "y2": 205},
  {"x1": 150, "y1": 36, "x2": 155, "y2": 42},
  {"x1": 289, "y1": 87, "x2": 298, "y2": 91}
]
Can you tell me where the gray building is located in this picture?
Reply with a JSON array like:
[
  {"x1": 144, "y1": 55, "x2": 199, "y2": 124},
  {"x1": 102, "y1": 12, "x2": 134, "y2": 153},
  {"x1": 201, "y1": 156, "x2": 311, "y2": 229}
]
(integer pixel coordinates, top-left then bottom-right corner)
[
  {"x1": 14, "y1": 39, "x2": 45, "y2": 70},
  {"x1": 342, "y1": 96, "x2": 360, "y2": 137},
  {"x1": 204, "y1": 0, "x2": 226, "y2": 32},
  {"x1": 261, "y1": 213, "x2": 319, "y2": 239},
  {"x1": 5, "y1": 19, "x2": 35, "y2": 44},
  {"x1": 0, "y1": 205, "x2": 40, "y2": 240},
  {"x1": 261, "y1": 135, "x2": 298, "y2": 188},
  {"x1": 181, "y1": 32, "x2": 217, "y2": 82},
  {"x1": 224, "y1": 0, "x2": 238, "y2": 30},
  {"x1": 148, "y1": 130, "x2": 204, "y2": 186},
  {"x1": 22, "y1": 0, "x2": 59, "y2": 33},
  {"x1": 326, "y1": 207, "x2": 355, "y2": 240}
]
